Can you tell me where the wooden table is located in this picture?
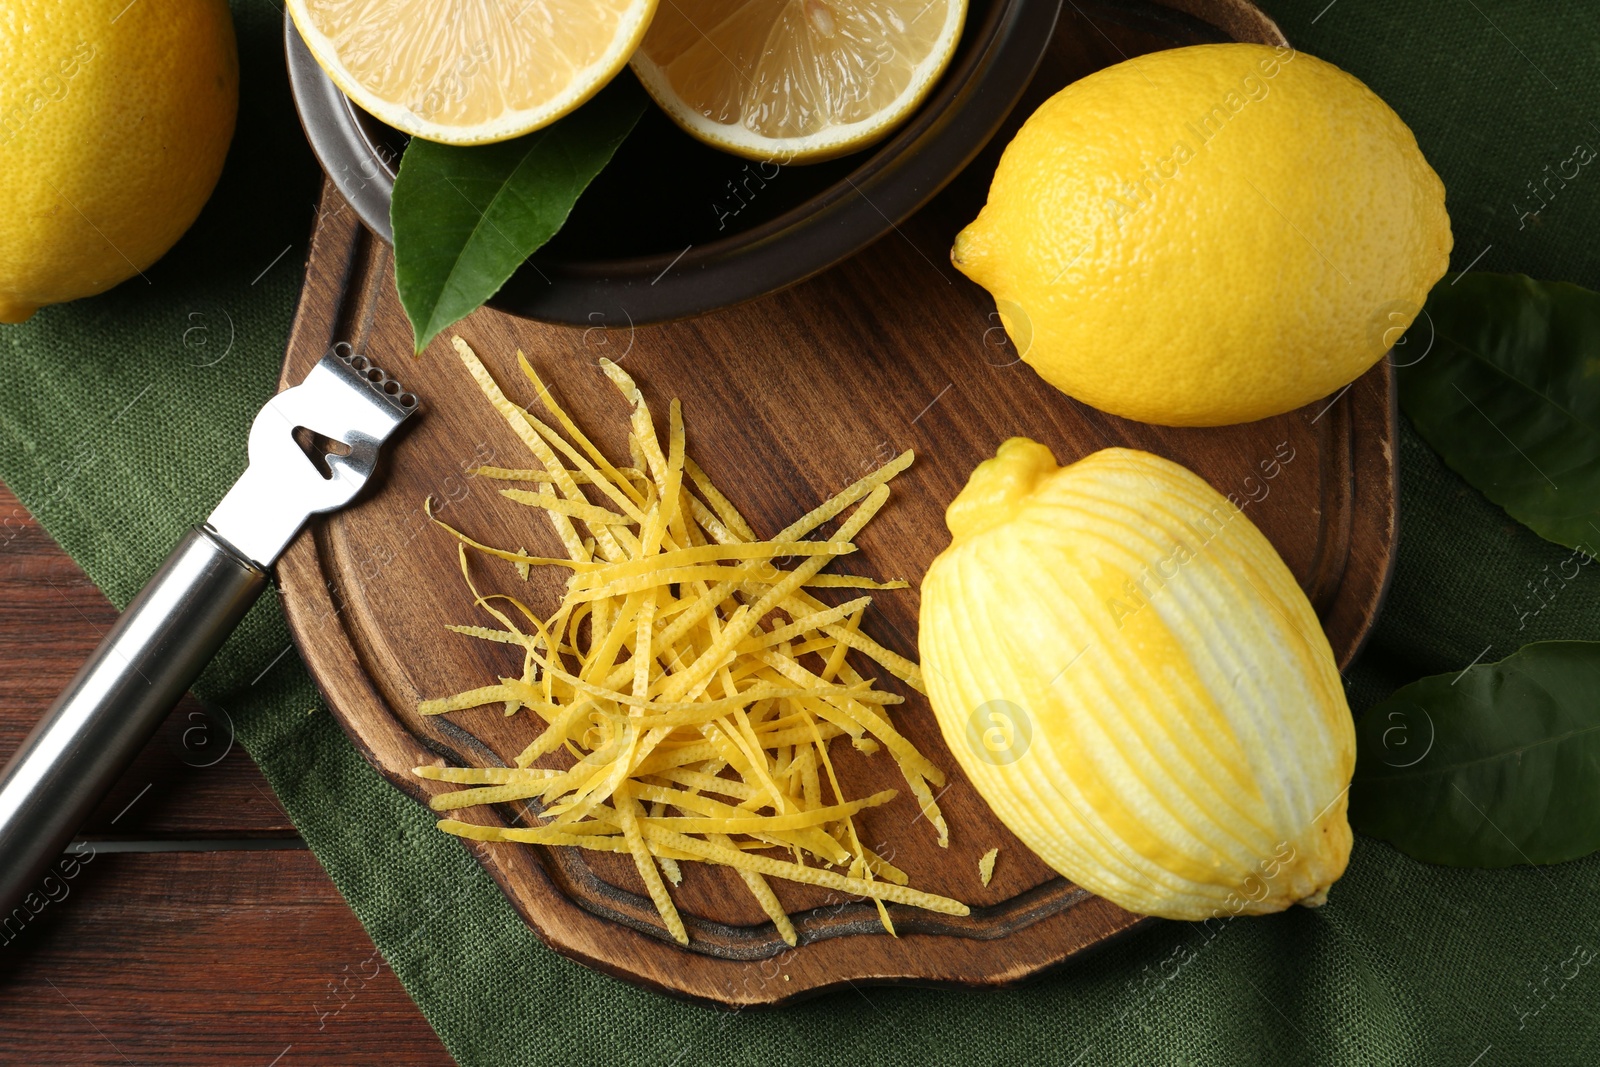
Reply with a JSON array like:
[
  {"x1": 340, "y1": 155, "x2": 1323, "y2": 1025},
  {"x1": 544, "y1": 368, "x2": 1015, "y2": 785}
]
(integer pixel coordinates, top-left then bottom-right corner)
[{"x1": 0, "y1": 483, "x2": 454, "y2": 1065}]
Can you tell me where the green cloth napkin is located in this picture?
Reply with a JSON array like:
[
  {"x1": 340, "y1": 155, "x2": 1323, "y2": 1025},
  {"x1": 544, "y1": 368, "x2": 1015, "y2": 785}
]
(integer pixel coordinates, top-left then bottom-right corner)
[{"x1": 4, "y1": 1, "x2": 1600, "y2": 1062}]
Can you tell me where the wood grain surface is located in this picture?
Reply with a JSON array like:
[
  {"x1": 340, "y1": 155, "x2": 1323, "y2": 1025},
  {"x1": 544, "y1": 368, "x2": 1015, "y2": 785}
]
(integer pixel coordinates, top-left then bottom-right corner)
[
  {"x1": 0, "y1": 484, "x2": 453, "y2": 1065},
  {"x1": 0, "y1": 851, "x2": 453, "y2": 1066},
  {"x1": 275, "y1": 0, "x2": 1397, "y2": 1007},
  {"x1": 0, "y1": 485, "x2": 291, "y2": 839}
]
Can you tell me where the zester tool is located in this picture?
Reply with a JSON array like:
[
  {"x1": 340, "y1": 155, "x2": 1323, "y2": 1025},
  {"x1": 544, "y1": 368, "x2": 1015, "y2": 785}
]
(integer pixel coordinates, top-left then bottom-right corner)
[{"x1": 0, "y1": 346, "x2": 418, "y2": 914}]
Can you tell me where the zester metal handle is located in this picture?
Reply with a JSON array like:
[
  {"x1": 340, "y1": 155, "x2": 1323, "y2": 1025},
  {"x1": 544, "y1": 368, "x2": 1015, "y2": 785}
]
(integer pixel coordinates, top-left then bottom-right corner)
[{"x1": 0, "y1": 526, "x2": 267, "y2": 915}]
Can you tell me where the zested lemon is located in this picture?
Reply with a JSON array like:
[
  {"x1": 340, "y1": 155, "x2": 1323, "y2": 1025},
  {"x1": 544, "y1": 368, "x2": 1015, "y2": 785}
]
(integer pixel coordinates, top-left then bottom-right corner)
[
  {"x1": 0, "y1": 0, "x2": 237, "y2": 323},
  {"x1": 919, "y1": 441, "x2": 1356, "y2": 921},
  {"x1": 631, "y1": 0, "x2": 967, "y2": 163},
  {"x1": 953, "y1": 44, "x2": 1452, "y2": 427},
  {"x1": 288, "y1": 0, "x2": 658, "y2": 145}
]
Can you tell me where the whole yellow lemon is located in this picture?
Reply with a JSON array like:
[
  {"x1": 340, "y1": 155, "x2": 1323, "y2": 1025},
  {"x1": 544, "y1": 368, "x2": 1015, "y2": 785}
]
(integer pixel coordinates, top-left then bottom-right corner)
[
  {"x1": 0, "y1": 0, "x2": 238, "y2": 323},
  {"x1": 952, "y1": 44, "x2": 1451, "y2": 427}
]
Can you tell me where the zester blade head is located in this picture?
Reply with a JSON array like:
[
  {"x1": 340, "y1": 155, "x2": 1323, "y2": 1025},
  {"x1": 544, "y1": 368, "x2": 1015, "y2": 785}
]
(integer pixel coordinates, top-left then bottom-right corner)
[{"x1": 207, "y1": 346, "x2": 420, "y2": 568}]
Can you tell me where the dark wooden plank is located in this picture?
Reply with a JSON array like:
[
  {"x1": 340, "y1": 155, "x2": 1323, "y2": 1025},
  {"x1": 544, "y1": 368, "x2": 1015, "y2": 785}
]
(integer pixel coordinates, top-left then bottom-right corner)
[
  {"x1": 0, "y1": 482, "x2": 294, "y2": 836},
  {"x1": 0, "y1": 850, "x2": 452, "y2": 1066},
  {"x1": 274, "y1": 0, "x2": 1387, "y2": 1007},
  {"x1": 0, "y1": 484, "x2": 449, "y2": 1062}
]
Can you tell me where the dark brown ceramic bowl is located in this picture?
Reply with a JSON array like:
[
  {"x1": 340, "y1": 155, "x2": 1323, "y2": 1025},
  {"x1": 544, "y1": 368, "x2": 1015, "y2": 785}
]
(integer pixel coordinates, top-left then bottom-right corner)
[{"x1": 284, "y1": 0, "x2": 1061, "y2": 327}]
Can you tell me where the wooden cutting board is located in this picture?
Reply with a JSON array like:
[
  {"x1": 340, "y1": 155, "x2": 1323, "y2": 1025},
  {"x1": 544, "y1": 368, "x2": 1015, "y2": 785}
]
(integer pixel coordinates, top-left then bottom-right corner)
[{"x1": 275, "y1": 0, "x2": 1396, "y2": 1007}]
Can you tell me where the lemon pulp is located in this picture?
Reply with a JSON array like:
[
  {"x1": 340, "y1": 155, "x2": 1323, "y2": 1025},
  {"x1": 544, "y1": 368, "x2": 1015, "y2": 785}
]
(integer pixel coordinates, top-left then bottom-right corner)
[
  {"x1": 632, "y1": 0, "x2": 966, "y2": 163},
  {"x1": 289, "y1": 0, "x2": 658, "y2": 144}
]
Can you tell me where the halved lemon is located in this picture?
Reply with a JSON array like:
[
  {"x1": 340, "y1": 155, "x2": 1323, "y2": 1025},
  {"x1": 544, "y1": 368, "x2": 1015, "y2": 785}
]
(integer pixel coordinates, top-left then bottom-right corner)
[
  {"x1": 631, "y1": 0, "x2": 967, "y2": 163},
  {"x1": 288, "y1": 0, "x2": 659, "y2": 145}
]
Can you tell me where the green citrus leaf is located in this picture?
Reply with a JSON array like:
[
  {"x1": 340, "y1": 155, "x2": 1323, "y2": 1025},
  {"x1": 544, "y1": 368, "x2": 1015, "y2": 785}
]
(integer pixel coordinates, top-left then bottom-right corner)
[
  {"x1": 391, "y1": 75, "x2": 646, "y2": 353},
  {"x1": 1350, "y1": 641, "x2": 1600, "y2": 867},
  {"x1": 1398, "y1": 272, "x2": 1600, "y2": 554}
]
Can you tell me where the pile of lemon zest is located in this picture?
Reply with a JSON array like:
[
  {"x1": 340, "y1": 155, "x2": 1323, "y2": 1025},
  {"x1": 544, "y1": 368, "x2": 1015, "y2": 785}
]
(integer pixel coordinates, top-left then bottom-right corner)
[{"x1": 415, "y1": 341, "x2": 960, "y2": 946}]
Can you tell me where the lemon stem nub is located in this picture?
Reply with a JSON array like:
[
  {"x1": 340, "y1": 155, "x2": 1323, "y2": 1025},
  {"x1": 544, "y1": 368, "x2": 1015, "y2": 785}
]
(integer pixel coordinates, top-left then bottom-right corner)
[{"x1": 944, "y1": 438, "x2": 1058, "y2": 542}]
